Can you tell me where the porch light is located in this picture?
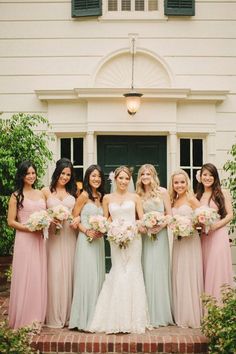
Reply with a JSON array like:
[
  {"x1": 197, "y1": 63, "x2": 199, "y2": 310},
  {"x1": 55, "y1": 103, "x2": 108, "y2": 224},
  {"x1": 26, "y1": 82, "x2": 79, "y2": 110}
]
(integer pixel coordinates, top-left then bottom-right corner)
[{"x1": 123, "y1": 37, "x2": 143, "y2": 116}]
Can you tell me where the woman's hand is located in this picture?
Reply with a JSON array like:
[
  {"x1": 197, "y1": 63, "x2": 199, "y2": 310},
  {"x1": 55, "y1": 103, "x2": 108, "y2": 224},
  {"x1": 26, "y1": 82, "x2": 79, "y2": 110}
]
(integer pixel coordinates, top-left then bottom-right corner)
[
  {"x1": 138, "y1": 225, "x2": 147, "y2": 234},
  {"x1": 70, "y1": 215, "x2": 80, "y2": 229},
  {"x1": 85, "y1": 229, "x2": 103, "y2": 240}
]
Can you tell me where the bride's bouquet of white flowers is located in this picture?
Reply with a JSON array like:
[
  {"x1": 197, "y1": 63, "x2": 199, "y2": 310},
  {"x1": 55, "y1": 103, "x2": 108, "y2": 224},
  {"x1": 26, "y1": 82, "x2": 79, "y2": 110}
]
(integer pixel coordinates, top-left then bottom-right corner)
[
  {"x1": 47, "y1": 204, "x2": 73, "y2": 234},
  {"x1": 138, "y1": 211, "x2": 166, "y2": 241},
  {"x1": 26, "y1": 210, "x2": 52, "y2": 239},
  {"x1": 107, "y1": 218, "x2": 137, "y2": 249},
  {"x1": 193, "y1": 206, "x2": 219, "y2": 234}
]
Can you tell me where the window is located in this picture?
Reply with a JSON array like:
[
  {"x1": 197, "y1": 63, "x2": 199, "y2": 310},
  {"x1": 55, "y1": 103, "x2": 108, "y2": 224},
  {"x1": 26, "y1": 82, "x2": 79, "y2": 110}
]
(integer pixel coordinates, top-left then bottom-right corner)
[
  {"x1": 60, "y1": 138, "x2": 84, "y2": 190},
  {"x1": 180, "y1": 138, "x2": 203, "y2": 192},
  {"x1": 107, "y1": 0, "x2": 158, "y2": 12}
]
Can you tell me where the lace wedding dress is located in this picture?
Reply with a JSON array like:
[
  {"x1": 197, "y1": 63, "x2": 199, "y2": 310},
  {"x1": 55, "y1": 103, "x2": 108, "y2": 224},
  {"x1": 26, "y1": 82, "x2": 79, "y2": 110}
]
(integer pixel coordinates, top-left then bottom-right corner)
[{"x1": 89, "y1": 200, "x2": 150, "y2": 334}]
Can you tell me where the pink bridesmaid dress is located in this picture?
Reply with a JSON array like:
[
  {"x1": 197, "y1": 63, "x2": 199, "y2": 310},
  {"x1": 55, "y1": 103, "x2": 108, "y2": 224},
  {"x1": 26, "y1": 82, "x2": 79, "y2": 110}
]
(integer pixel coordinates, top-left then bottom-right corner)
[
  {"x1": 8, "y1": 198, "x2": 47, "y2": 329},
  {"x1": 200, "y1": 199, "x2": 233, "y2": 301}
]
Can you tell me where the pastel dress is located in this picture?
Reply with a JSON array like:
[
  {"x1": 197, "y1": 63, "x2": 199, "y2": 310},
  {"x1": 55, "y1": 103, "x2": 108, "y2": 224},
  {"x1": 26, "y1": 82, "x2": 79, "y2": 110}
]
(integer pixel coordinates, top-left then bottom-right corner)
[
  {"x1": 69, "y1": 202, "x2": 105, "y2": 330},
  {"x1": 46, "y1": 195, "x2": 77, "y2": 328},
  {"x1": 200, "y1": 199, "x2": 233, "y2": 301},
  {"x1": 89, "y1": 200, "x2": 150, "y2": 334},
  {"x1": 172, "y1": 204, "x2": 203, "y2": 328},
  {"x1": 8, "y1": 198, "x2": 47, "y2": 329},
  {"x1": 142, "y1": 198, "x2": 173, "y2": 327}
]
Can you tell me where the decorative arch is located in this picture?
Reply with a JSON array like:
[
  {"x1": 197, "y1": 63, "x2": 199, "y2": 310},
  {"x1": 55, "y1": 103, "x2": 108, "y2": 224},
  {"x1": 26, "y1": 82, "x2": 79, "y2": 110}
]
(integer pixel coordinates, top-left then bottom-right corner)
[{"x1": 92, "y1": 48, "x2": 173, "y2": 88}]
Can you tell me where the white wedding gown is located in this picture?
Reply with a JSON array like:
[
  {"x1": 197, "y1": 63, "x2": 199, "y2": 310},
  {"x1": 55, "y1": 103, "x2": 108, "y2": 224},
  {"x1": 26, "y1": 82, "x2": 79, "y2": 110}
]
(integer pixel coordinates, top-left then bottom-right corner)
[{"x1": 89, "y1": 200, "x2": 150, "y2": 334}]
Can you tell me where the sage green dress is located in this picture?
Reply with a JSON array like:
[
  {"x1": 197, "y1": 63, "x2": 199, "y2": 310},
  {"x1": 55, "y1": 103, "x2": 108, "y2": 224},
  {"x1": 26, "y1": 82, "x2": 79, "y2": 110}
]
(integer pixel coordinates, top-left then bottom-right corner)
[
  {"x1": 142, "y1": 197, "x2": 173, "y2": 327},
  {"x1": 69, "y1": 202, "x2": 105, "y2": 330}
]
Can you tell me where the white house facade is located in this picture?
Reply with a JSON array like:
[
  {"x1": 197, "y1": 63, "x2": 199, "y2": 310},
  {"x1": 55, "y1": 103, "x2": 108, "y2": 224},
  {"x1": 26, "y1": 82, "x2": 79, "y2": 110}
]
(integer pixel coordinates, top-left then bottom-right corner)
[{"x1": 0, "y1": 0, "x2": 235, "y2": 270}]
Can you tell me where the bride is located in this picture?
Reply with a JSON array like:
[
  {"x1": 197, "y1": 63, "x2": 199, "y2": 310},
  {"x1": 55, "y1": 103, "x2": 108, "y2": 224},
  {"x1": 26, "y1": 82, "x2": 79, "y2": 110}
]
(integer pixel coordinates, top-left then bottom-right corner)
[{"x1": 89, "y1": 166, "x2": 150, "y2": 334}]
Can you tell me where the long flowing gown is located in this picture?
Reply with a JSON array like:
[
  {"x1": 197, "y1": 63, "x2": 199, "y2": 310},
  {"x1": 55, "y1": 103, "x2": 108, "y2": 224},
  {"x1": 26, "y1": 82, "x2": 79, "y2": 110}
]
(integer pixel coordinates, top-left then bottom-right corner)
[
  {"x1": 89, "y1": 200, "x2": 150, "y2": 334},
  {"x1": 69, "y1": 203, "x2": 105, "y2": 330},
  {"x1": 8, "y1": 198, "x2": 47, "y2": 329},
  {"x1": 46, "y1": 195, "x2": 77, "y2": 328},
  {"x1": 200, "y1": 199, "x2": 233, "y2": 301},
  {"x1": 172, "y1": 204, "x2": 203, "y2": 328},
  {"x1": 142, "y1": 198, "x2": 173, "y2": 327}
]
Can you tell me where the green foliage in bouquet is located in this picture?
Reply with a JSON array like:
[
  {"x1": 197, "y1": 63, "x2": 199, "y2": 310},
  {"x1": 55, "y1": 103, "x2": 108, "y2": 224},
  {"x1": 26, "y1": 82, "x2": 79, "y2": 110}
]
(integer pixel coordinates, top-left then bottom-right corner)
[
  {"x1": 223, "y1": 142, "x2": 236, "y2": 234},
  {"x1": 0, "y1": 321, "x2": 37, "y2": 354},
  {"x1": 201, "y1": 284, "x2": 236, "y2": 354},
  {"x1": 0, "y1": 113, "x2": 54, "y2": 255}
]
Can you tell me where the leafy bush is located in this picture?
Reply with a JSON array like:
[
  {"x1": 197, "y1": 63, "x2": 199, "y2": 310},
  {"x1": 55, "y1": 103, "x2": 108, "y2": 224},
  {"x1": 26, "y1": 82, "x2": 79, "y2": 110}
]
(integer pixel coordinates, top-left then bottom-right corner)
[
  {"x1": 201, "y1": 285, "x2": 236, "y2": 354},
  {"x1": 0, "y1": 321, "x2": 37, "y2": 354},
  {"x1": 223, "y1": 142, "x2": 236, "y2": 234},
  {"x1": 0, "y1": 113, "x2": 54, "y2": 255}
]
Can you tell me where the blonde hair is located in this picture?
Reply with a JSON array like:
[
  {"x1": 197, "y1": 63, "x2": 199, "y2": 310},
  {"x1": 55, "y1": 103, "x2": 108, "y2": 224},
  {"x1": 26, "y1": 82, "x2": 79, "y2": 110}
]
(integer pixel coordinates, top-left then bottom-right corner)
[
  {"x1": 169, "y1": 169, "x2": 193, "y2": 206},
  {"x1": 136, "y1": 164, "x2": 161, "y2": 199},
  {"x1": 114, "y1": 166, "x2": 132, "y2": 180}
]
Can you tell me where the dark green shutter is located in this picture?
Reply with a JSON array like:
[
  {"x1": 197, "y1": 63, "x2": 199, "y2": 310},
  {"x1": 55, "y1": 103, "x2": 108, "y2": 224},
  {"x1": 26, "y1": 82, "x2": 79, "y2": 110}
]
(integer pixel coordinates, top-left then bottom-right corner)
[
  {"x1": 72, "y1": 0, "x2": 102, "y2": 17},
  {"x1": 164, "y1": 0, "x2": 195, "y2": 16}
]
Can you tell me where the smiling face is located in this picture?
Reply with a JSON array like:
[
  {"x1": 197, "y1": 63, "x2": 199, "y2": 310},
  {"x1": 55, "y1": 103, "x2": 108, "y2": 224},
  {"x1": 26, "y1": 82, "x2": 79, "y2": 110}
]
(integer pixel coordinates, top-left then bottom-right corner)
[
  {"x1": 23, "y1": 166, "x2": 37, "y2": 186},
  {"x1": 57, "y1": 167, "x2": 71, "y2": 187},
  {"x1": 140, "y1": 168, "x2": 153, "y2": 186},
  {"x1": 201, "y1": 168, "x2": 214, "y2": 189},
  {"x1": 89, "y1": 169, "x2": 101, "y2": 190},
  {"x1": 115, "y1": 170, "x2": 130, "y2": 191},
  {"x1": 172, "y1": 173, "x2": 188, "y2": 196}
]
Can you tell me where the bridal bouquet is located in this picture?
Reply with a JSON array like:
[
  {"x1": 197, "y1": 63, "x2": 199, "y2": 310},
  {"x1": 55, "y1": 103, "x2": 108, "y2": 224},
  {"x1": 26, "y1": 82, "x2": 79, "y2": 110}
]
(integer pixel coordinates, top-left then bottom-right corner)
[
  {"x1": 168, "y1": 214, "x2": 194, "y2": 240},
  {"x1": 107, "y1": 218, "x2": 137, "y2": 249},
  {"x1": 47, "y1": 205, "x2": 73, "y2": 234},
  {"x1": 87, "y1": 215, "x2": 108, "y2": 242},
  {"x1": 193, "y1": 206, "x2": 219, "y2": 234},
  {"x1": 138, "y1": 211, "x2": 166, "y2": 241},
  {"x1": 26, "y1": 210, "x2": 52, "y2": 239}
]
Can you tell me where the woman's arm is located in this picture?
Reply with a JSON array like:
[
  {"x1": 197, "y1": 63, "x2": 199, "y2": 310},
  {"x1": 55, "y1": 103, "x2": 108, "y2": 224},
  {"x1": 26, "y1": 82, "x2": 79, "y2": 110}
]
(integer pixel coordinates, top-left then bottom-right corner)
[
  {"x1": 135, "y1": 194, "x2": 144, "y2": 220},
  {"x1": 7, "y1": 194, "x2": 30, "y2": 232},
  {"x1": 189, "y1": 195, "x2": 201, "y2": 210},
  {"x1": 160, "y1": 187, "x2": 172, "y2": 216},
  {"x1": 102, "y1": 194, "x2": 110, "y2": 219},
  {"x1": 210, "y1": 189, "x2": 233, "y2": 231}
]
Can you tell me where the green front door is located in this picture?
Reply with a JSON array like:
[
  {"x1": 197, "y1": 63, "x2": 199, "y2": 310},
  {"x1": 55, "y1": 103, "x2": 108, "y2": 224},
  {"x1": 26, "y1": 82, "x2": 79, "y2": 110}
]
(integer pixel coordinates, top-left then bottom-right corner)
[{"x1": 97, "y1": 135, "x2": 167, "y2": 271}]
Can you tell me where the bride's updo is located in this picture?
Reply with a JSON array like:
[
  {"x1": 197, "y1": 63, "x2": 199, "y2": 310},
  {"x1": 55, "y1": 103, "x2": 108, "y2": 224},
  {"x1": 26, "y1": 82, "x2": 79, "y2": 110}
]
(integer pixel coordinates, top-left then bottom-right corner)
[{"x1": 114, "y1": 166, "x2": 132, "y2": 180}]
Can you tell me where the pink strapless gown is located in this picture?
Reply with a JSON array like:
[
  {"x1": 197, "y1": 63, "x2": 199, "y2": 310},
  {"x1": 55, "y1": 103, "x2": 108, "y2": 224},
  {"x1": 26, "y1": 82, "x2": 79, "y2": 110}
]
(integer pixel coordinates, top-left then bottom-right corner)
[
  {"x1": 8, "y1": 198, "x2": 47, "y2": 329},
  {"x1": 172, "y1": 204, "x2": 203, "y2": 328},
  {"x1": 200, "y1": 199, "x2": 233, "y2": 301}
]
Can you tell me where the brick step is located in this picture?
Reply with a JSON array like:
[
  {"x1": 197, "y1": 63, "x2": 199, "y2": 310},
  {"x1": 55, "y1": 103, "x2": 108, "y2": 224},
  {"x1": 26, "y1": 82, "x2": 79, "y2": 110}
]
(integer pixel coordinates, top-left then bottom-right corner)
[{"x1": 1, "y1": 296, "x2": 208, "y2": 354}]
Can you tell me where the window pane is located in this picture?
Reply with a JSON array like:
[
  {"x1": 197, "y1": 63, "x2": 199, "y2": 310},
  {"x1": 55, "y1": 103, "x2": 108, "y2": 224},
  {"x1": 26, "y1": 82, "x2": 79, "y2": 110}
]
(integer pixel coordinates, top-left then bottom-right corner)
[
  {"x1": 60, "y1": 138, "x2": 71, "y2": 160},
  {"x1": 180, "y1": 139, "x2": 190, "y2": 166},
  {"x1": 73, "y1": 138, "x2": 83, "y2": 165},
  {"x1": 74, "y1": 167, "x2": 83, "y2": 183},
  {"x1": 122, "y1": 0, "x2": 131, "y2": 10},
  {"x1": 193, "y1": 139, "x2": 203, "y2": 167},
  {"x1": 135, "y1": 0, "x2": 144, "y2": 11},
  {"x1": 148, "y1": 0, "x2": 157, "y2": 11},
  {"x1": 108, "y1": 0, "x2": 117, "y2": 11}
]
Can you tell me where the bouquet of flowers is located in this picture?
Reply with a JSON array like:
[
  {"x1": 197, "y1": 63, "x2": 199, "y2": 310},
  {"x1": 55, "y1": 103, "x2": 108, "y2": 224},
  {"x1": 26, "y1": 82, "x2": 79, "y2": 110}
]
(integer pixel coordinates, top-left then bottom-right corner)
[
  {"x1": 47, "y1": 205, "x2": 73, "y2": 234},
  {"x1": 107, "y1": 218, "x2": 137, "y2": 249},
  {"x1": 168, "y1": 214, "x2": 194, "y2": 240},
  {"x1": 26, "y1": 210, "x2": 52, "y2": 239},
  {"x1": 193, "y1": 206, "x2": 219, "y2": 234},
  {"x1": 138, "y1": 211, "x2": 166, "y2": 241},
  {"x1": 87, "y1": 215, "x2": 108, "y2": 242}
]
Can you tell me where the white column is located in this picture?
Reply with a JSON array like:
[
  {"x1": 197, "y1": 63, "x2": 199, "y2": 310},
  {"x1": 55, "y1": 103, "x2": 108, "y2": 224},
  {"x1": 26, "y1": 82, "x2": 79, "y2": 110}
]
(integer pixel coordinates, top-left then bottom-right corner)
[
  {"x1": 206, "y1": 132, "x2": 216, "y2": 164},
  {"x1": 86, "y1": 131, "x2": 95, "y2": 167},
  {"x1": 169, "y1": 131, "x2": 178, "y2": 175}
]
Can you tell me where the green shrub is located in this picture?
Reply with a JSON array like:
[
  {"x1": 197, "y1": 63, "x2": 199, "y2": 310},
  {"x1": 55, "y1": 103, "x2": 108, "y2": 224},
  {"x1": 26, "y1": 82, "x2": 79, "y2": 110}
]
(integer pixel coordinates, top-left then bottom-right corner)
[
  {"x1": 201, "y1": 285, "x2": 236, "y2": 354},
  {"x1": 0, "y1": 321, "x2": 38, "y2": 354}
]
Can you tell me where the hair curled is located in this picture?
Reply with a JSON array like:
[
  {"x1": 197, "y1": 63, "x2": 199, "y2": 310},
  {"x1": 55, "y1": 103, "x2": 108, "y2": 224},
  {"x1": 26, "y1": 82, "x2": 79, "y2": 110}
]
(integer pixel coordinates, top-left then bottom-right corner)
[
  {"x1": 136, "y1": 164, "x2": 161, "y2": 200},
  {"x1": 196, "y1": 163, "x2": 226, "y2": 219},
  {"x1": 114, "y1": 166, "x2": 132, "y2": 180},
  {"x1": 169, "y1": 169, "x2": 193, "y2": 206},
  {"x1": 14, "y1": 160, "x2": 37, "y2": 210},
  {"x1": 83, "y1": 164, "x2": 105, "y2": 202},
  {"x1": 50, "y1": 158, "x2": 77, "y2": 198}
]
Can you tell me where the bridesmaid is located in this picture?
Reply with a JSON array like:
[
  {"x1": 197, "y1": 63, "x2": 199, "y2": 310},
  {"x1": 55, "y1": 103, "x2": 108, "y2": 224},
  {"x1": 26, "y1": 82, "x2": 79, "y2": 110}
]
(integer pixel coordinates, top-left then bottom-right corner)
[
  {"x1": 69, "y1": 164, "x2": 106, "y2": 331},
  {"x1": 169, "y1": 169, "x2": 203, "y2": 328},
  {"x1": 42, "y1": 158, "x2": 78, "y2": 328},
  {"x1": 7, "y1": 161, "x2": 47, "y2": 329},
  {"x1": 196, "y1": 163, "x2": 233, "y2": 301},
  {"x1": 136, "y1": 164, "x2": 173, "y2": 327}
]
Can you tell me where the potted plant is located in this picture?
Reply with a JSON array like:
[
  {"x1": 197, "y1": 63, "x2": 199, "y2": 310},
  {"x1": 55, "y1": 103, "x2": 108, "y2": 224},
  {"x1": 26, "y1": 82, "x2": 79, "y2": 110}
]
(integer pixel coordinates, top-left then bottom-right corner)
[{"x1": 0, "y1": 113, "x2": 53, "y2": 289}]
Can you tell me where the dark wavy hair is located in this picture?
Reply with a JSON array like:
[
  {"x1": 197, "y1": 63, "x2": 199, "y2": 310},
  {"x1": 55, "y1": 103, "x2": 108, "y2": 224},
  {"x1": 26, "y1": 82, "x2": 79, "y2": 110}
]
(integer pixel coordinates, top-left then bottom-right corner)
[
  {"x1": 196, "y1": 163, "x2": 227, "y2": 219},
  {"x1": 14, "y1": 160, "x2": 37, "y2": 210},
  {"x1": 50, "y1": 158, "x2": 77, "y2": 198},
  {"x1": 83, "y1": 164, "x2": 105, "y2": 202}
]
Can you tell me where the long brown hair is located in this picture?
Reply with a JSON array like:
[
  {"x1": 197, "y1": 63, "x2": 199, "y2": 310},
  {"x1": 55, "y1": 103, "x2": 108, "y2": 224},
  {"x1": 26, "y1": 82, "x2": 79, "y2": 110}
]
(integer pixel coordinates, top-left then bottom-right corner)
[{"x1": 196, "y1": 163, "x2": 226, "y2": 219}]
